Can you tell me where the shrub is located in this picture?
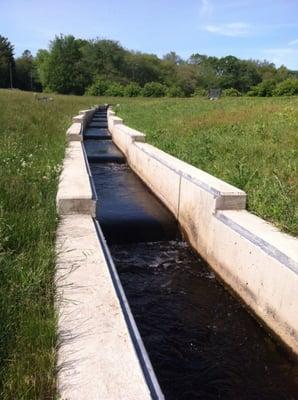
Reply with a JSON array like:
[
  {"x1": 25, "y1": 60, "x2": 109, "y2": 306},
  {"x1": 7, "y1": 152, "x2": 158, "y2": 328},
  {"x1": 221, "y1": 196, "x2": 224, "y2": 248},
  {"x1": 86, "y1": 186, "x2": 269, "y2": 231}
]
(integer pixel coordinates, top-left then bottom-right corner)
[
  {"x1": 85, "y1": 78, "x2": 109, "y2": 96},
  {"x1": 143, "y1": 82, "x2": 167, "y2": 97},
  {"x1": 222, "y1": 88, "x2": 242, "y2": 97},
  {"x1": 166, "y1": 85, "x2": 185, "y2": 97},
  {"x1": 192, "y1": 88, "x2": 207, "y2": 97},
  {"x1": 124, "y1": 82, "x2": 142, "y2": 97},
  {"x1": 105, "y1": 82, "x2": 125, "y2": 97},
  {"x1": 272, "y1": 79, "x2": 298, "y2": 96},
  {"x1": 247, "y1": 80, "x2": 276, "y2": 97}
]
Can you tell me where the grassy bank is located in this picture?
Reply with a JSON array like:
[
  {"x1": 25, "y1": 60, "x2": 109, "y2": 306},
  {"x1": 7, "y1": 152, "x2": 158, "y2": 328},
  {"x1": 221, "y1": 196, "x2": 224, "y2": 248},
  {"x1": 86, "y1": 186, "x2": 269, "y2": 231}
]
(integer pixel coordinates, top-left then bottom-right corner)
[
  {"x1": 0, "y1": 89, "x2": 99, "y2": 399},
  {"x1": 116, "y1": 96, "x2": 298, "y2": 236}
]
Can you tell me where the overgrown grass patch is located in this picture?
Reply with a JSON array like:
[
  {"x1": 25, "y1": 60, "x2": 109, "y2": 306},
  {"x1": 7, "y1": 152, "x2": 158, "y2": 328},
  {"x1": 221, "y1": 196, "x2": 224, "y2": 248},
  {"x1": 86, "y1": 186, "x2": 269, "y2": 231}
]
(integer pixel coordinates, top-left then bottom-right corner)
[
  {"x1": 117, "y1": 97, "x2": 298, "y2": 235},
  {"x1": 0, "y1": 89, "x2": 101, "y2": 399}
]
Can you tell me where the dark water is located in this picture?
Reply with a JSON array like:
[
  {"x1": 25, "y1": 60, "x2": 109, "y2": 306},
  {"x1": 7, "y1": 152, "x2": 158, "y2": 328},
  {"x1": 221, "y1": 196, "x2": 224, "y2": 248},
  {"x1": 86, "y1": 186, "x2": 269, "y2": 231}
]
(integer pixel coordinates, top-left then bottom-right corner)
[
  {"x1": 90, "y1": 162, "x2": 178, "y2": 244},
  {"x1": 110, "y1": 241, "x2": 298, "y2": 400},
  {"x1": 84, "y1": 140, "x2": 125, "y2": 163}
]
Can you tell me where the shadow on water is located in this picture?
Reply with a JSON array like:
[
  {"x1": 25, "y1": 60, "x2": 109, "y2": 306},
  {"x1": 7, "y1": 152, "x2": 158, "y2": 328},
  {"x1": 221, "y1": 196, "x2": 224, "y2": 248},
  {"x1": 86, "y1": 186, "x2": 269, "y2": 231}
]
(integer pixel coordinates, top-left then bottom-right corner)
[{"x1": 86, "y1": 107, "x2": 298, "y2": 400}]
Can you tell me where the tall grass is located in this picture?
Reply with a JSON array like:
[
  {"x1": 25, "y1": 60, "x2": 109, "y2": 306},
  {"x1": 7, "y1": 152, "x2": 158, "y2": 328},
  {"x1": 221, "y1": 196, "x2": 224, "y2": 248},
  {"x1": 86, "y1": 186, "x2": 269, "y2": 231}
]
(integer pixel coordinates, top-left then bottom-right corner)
[
  {"x1": 0, "y1": 90, "x2": 100, "y2": 399},
  {"x1": 117, "y1": 97, "x2": 298, "y2": 236}
]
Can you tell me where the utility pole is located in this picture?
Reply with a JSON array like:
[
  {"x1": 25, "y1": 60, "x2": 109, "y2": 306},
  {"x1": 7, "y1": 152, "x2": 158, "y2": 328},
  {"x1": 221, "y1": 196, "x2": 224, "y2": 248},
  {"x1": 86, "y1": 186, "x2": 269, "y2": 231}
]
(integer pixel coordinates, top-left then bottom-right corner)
[{"x1": 9, "y1": 62, "x2": 13, "y2": 89}]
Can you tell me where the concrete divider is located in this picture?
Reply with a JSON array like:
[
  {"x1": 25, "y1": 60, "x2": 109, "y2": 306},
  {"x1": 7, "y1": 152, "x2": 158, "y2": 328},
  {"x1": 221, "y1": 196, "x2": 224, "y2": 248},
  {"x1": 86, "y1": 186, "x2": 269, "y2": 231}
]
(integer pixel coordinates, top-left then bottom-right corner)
[
  {"x1": 66, "y1": 122, "x2": 82, "y2": 141},
  {"x1": 56, "y1": 141, "x2": 96, "y2": 216},
  {"x1": 108, "y1": 115, "x2": 123, "y2": 136},
  {"x1": 108, "y1": 108, "x2": 298, "y2": 355},
  {"x1": 68, "y1": 106, "x2": 98, "y2": 141}
]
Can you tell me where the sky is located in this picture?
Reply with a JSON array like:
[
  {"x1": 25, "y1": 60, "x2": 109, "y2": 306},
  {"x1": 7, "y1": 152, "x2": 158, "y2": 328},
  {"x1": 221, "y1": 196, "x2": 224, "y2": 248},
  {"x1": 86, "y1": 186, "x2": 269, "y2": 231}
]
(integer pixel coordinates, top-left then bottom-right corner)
[{"x1": 1, "y1": 0, "x2": 298, "y2": 69}]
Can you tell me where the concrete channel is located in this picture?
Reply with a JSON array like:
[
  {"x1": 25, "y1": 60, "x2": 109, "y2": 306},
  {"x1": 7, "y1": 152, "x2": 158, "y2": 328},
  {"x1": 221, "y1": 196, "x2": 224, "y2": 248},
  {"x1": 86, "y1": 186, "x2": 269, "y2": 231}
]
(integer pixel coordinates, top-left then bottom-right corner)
[{"x1": 56, "y1": 105, "x2": 298, "y2": 399}]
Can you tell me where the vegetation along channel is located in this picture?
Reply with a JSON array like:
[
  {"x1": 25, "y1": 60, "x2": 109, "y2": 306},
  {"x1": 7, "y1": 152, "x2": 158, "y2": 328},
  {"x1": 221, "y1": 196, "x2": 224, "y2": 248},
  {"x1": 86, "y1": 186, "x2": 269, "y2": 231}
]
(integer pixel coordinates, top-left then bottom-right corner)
[{"x1": 84, "y1": 107, "x2": 298, "y2": 399}]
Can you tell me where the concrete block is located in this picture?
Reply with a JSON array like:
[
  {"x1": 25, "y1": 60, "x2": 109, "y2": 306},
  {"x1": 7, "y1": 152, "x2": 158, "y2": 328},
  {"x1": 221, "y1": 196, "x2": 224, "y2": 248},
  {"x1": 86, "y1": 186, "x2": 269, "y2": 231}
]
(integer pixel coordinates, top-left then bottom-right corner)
[
  {"x1": 72, "y1": 114, "x2": 84, "y2": 123},
  {"x1": 56, "y1": 142, "x2": 95, "y2": 216},
  {"x1": 56, "y1": 215, "x2": 152, "y2": 400},
  {"x1": 112, "y1": 124, "x2": 146, "y2": 157},
  {"x1": 108, "y1": 115, "x2": 123, "y2": 134},
  {"x1": 211, "y1": 210, "x2": 298, "y2": 354},
  {"x1": 107, "y1": 107, "x2": 115, "y2": 116},
  {"x1": 66, "y1": 122, "x2": 82, "y2": 142}
]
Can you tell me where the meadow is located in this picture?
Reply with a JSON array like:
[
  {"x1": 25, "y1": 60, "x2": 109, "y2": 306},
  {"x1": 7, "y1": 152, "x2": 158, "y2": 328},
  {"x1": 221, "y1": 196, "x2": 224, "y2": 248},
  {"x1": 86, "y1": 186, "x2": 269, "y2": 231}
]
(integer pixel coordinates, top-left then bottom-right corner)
[{"x1": 0, "y1": 90, "x2": 297, "y2": 398}]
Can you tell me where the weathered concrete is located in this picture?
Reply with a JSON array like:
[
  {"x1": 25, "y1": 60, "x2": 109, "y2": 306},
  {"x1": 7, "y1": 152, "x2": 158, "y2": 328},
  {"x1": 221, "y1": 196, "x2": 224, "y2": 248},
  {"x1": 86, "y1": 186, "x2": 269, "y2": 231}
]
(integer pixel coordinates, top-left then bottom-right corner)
[
  {"x1": 56, "y1": 215, "x2": 152, "y2": 400},
  {"x1": 107, "y1": 115, "x2": 123, "y2": 135},
  {"x1": 107, "y1": 109, "x2": 298, "y2": 355},
  {"x1": 56, "y1": 142, "x2": 95, "y2": 216},
  {"x1": 66, "y1": 107, "x2": 98, "y2": 141},
  {"x1": 66, "y1": 122, "x2": 82, "y2": 142}
]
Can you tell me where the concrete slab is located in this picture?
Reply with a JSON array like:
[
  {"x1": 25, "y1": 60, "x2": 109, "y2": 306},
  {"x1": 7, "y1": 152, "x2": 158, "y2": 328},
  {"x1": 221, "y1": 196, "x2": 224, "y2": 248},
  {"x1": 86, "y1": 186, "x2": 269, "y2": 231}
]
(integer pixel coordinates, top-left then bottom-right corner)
[
  {"x1": 56, "y1": 215, "x2": 152, "y2": 400},
  {"x1": 56, "y1": 142, "x2": 95, "y2": 216},
  {"x1": 67, "y1": 122, "x2": 82, "y2": 142}
]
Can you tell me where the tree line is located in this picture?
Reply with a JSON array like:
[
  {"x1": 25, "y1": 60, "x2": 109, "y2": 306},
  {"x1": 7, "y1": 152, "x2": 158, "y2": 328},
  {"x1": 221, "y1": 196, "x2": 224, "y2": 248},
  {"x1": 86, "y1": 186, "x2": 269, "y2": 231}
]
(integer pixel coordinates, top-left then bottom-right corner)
[{"x1": 1, "y1": 34, "x2": 298, "y2": 97}]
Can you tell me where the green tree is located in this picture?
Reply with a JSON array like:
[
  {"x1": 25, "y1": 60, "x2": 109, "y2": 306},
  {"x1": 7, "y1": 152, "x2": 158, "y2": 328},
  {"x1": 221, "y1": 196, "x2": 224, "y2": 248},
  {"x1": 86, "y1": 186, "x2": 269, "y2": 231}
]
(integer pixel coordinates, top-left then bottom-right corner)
[
  {"x1": 0, "y1": 35, "x2": 15, "y2": 88},
  {"x1": 35, "y1": 49, "x2": 50, "y2": 89},
  {"x1": 46, "y1": 35, "x2": 90, "y2": 94},
  {"x1": 125, "y1": 52, "x2": 163, "y2": 86},
  {"x1": 163, "y1": 51, "x2": 184, "y2": 65},
  {"x1": 15, "y1": 50, "x2": 40, "y2": 91},
  {"x1": 81, "y1": 39, "x2": 127, "y2": 82}
]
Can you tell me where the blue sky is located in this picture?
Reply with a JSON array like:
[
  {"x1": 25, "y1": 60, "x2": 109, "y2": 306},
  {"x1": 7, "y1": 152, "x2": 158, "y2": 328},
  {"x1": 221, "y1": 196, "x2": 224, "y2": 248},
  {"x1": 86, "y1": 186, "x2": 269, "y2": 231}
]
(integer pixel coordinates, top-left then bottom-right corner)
[{"x1": 1, "y1": 0, "x2": 298, "y2": 69}]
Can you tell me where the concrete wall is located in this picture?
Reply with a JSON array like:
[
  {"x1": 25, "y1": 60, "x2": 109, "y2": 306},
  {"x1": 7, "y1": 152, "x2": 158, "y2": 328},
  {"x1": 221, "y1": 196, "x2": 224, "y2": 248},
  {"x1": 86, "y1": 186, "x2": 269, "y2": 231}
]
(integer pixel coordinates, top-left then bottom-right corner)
[{"x1": 108, "y1": 109, "x2": 298, "y2": 356}]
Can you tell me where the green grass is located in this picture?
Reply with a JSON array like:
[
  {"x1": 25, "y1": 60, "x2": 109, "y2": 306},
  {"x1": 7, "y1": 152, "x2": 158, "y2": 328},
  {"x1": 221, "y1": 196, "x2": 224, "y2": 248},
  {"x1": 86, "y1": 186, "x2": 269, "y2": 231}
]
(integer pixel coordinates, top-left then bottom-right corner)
[
  {"x1": 0, "y1": 89, "x2": 102, "y2": 399},
  {"x1": 116, "y1": 96, "x2": 298, "y2": 236}
]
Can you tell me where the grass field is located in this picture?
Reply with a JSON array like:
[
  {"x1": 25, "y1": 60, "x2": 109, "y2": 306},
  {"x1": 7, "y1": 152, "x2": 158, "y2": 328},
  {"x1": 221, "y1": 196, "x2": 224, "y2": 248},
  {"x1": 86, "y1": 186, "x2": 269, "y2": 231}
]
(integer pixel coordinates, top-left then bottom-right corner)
[
  {"x1": 0, "y1": 89, "x2": 100, "y2": 399},
  {"x1": 117, "y1": 96, "x2": 298, "y2": 236},
  {"x1": 0, "y1": 90, "x2": 297, "y2": 399}
]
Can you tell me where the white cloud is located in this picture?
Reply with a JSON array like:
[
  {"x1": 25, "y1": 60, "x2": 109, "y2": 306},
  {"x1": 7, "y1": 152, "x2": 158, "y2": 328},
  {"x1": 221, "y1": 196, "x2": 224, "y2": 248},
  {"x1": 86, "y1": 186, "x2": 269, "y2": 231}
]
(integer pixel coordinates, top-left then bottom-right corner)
[
  {"x1": 205, "y1": 22, "x2": 252, "y2": 37},
  {"x1": 200, "y1": 0, "x2": 213, "y2": 17},
  {"x1": 264, "y1": 48, "x2": 298, "y2": 69},
  {"x1": 288, "y1": 38, "x2": 298, "y2": 46}
]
